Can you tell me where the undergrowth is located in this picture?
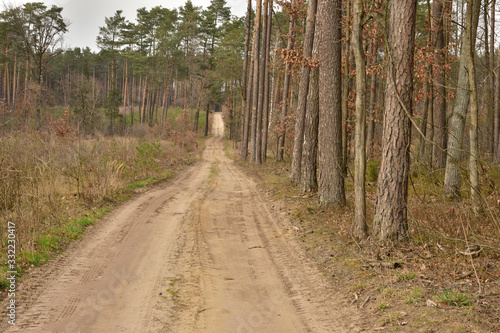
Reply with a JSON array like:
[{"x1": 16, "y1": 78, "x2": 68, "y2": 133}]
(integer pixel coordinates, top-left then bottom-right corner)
[
  {"x1": 0, "y1": 125, "x2": 203, "y2": 292},
  {"x1": 233, "y1": 144, "x2": 500, "y2": 332}
]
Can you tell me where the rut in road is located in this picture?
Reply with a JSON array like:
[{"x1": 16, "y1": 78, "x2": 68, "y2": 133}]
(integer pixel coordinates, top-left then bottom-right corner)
[{"x1": 1, "y1": 113, "x2": 364, "y2": 332}]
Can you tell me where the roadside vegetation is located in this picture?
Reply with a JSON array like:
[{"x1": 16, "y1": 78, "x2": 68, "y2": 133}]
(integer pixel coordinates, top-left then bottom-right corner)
[
  {"x1": 234, "y1": 149, "x2": 500, "y2": 332},
  {"x1": 0, "y1": 107, "x2": 206, "y2": 293}
]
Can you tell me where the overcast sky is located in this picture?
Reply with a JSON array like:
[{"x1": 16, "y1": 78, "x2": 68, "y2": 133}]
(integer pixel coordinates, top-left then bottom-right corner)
[{"x1": 4, "y1": 0, "x2": 247, "y2": 51}]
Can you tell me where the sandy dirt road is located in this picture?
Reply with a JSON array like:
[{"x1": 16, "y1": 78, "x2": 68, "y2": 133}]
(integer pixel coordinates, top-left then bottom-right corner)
[{"x1": 1, "y1": 113, "x2": 364, "y2": 332}]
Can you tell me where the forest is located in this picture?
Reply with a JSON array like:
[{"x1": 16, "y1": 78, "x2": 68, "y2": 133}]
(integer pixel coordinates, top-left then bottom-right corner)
[{"x1": 0, "y1": 0, "x2": 500, "y2": 329}]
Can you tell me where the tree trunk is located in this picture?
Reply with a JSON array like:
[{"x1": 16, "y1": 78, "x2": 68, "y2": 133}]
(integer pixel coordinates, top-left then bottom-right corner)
[
  {"x1": 241, "y1": 2, "x2": 257, "y2": 160},
  {"x1": 241, "y1": 0, "x2": 252, "y2": 144},
  {"x1": 250, "y1": 0, "x2": 263, "y2": 162},
  {"x1": 372, "y1": 0, "x2": 416, "y2": 241},
  {"x1": 277, "y1": 0, "x2": 296, "y2": 162},
  {"x1": 138, "y1": 76, "x2": 143, "y2": 124},
  {"x1": 366, "y1": 38, "x2": 377, "y2": 159},
  {"x1": 485, "y1": 1, "x2": 494, "y2": 156},
  {"x1": 12, "y1": 53, "x2": 17, "y2": 113},
  {"x1": 466, "y1": 0, "x2": 480, "y2": 208},
  {"x1": 123, "y1": 58, "x2": 128, "y2": 130},
  {"x1": 432, "y1": 0, "x2": 447, "y2": 169},
  {"x1": 342, "y1": 0, "x2": 351, "y2": 176},
  {"x1": 443, "y1": 0, "x2": 480, "y2": 199},
  {"x1": 194, "y1": 77, "x2": 207, "y2": 133},
  {"x1": 496, "y1": 41, "x2": 500, "y2": 159},
  {"x1": 291, "y1": 0, "x2": 318, "y2": 184},
  {"x1": 352, "y1": 0, "x2": 368, "y2": 240},
  {"x1": 131, "y1": 75, "x2": 135, "y2": 127},
  {"x1": 300, "y1": 21, "x2": 320, "y2": 193},
  {"x1": 256, "y1": 0, "x2": 270, "y2": 164},
  {"x1": 317, "y1": 0, "x2": 345, "y2": 206},
  {"x1": 261, "y1": 0, "x2": 273, "y2": 163},
  {"x1": 205, "y1": 103, "x2": 210, "y2": 136}
]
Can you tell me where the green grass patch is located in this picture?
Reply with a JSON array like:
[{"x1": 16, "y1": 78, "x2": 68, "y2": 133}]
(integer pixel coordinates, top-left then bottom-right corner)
[
  {"x1": 397, "y1": 271, "x2": 417, "y2": 282},
  {"x1": 23, "y1": 250, "x2": 50, "y2": 267},
  {"x1": 127, "y1": 171, "x2": 174, "y2": 189},
  {"x1": 377, "y1": 302, "x2": 390, "y2": 311},
  {"x1": 63, "y1": 222, "x2": 84, "y2": 240},
  {"x1": 435, "y1": 289, "x2": 473, "y2": 307},
  {"x1": 405, "y1": 286, "x2": 423, "y2": 304}
]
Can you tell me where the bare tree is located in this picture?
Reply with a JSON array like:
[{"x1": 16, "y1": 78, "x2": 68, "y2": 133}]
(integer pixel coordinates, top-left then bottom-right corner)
[{"x1": 372, "y1": 0, "x2": 417, "y2": 241}]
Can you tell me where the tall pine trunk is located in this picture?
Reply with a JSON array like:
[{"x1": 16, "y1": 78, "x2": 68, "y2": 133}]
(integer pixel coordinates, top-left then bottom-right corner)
[
  {"x1": 256, "y1": 0, "x2": 270, "y2": 164},
  {"x1": 261, "y1": 0, "x2": 273, "y2": 162},
  {"x1": 277, "y1": 0, "x2": 296, "y2": 162},
  {"x1": 372, "y1": 0, "x2": 416, "y2": 241},
  {"x1": 300, "y1": 20, "x2": 320, "y2": 193},
  {"x1": 318, "y1": 0, "x2": 345, "y2": 206},
  {"x1": 291, "y1": 0, "x2": 318, "y2": 184},
  {"x1": 432, "y1": 0, "x2": 447, "y2": 169},
  {"x1": 466, "y1": 0, "x2": 481, "y2": 208},
  {"x1": 342, "y1": 0, "x2": 351, "y2": 175},
  {"x1": 352, "y1": 0, "x2": 368, "y2": 240},
  {"x1": 241, "y1": 0, "x2": 252, "y2": 144},
  {"x1": 250, "y1": 0, "x2": 263, "y2": 162}
]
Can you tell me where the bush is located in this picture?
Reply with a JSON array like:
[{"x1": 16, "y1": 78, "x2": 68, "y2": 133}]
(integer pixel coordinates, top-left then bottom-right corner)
[{"x1": 366, "y1": 160, "x2": 380, "y2": 182}]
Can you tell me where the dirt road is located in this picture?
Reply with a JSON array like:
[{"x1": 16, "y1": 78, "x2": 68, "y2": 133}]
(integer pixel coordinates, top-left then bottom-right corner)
[{"x1": 2, "y1": 113, "x2": 363, "y2": 332}]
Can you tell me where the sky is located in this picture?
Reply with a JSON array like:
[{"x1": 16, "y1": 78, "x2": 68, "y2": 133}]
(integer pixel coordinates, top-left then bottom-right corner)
[{"x1": 3, "y1": 0, "x2": 248, "y2": 51}]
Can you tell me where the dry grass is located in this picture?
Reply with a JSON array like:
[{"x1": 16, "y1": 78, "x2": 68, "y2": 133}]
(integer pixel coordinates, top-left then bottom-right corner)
[{"x1": 0, "y1": 129, "x2": 201, "y2": 287}]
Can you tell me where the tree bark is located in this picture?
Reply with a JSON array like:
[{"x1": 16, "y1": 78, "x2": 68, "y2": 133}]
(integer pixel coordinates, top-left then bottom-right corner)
[
  {"x1": 205, "y1": 103, "x2": 210, "y2": 137},
  {"x1": 277, "y1": 0, "x2": 296, "y2": 162},
  {"x1": 466, "y1": 0, "x2": 480, "y2": 208},
  {"x1": 372, "y1": 0, "x2": 416, "y2": 241},
  {"x1": 443, "y1": 0, "x2": 479, "y2": 199},
  {"x1": 241, "y1": 0, "x2": 252, "y2": 143},
  {"x1": 240, "y1": 20, "x2": 256, "y2": 160},
  {"x1": 123, "y1": 58, "x2": 128, "y2": 130},
  {"x1": 256, "y1": 0, "x2": 269, "y2": 164},
  {"x1": 300, "y1": 21, "x2": 320, "y2": 193},
  {"x1": 431, "y1": 0, "x2": 447, "y2": 169},
  {"x1": 261, "y1": 0, "x2": 273, "y2": 163},
  {"x1": 291, "y1": 0, "x2": 318, "y2": 184},
  {"x1": 317, "y1": 0, "x2": 345, "y2": 206},
  {"x1": 497, "y1": 41, "x2": 500, "y2": 159},
  {"x1": 250, "y1": 0, "x2": 262, "y2": 162},
  {"x1": 366, "y1": 38, "x2": 377, "y2": 159},
  {"x1": 352, "y1": 0, "x2": 368, "y2": 240},
  {"x1": 342, "y1": 0, "x2": 351, "y2": 175}
]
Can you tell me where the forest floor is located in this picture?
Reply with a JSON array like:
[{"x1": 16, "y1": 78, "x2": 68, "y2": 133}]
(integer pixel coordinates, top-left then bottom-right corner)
[
  {"x1": 0, "y1": 113, "x2": 365, "y2": 332},
  {"x1": 236, "y1": 154, "x2": 500, "y2": 332}
]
